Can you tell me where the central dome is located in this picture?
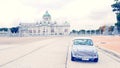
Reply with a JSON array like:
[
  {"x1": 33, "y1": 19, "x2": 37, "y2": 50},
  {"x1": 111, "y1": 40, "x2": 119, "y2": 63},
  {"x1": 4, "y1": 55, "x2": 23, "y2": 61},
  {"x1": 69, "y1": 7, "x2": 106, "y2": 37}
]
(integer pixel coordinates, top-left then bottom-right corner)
[
  {"x1": 42, "y1": 11, "x2": 51, "y2": 22},
  {"x1": 43, "y1": 11, "x2": 51, "y2": 17}
]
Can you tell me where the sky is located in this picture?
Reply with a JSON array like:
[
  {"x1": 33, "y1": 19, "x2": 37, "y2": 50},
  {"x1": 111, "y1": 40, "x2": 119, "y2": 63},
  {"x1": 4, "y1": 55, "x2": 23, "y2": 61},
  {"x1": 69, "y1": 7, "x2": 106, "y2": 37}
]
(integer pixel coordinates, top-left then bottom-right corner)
[{"x1": 0, "y1": 0, "x2": 117, "y2": 30}]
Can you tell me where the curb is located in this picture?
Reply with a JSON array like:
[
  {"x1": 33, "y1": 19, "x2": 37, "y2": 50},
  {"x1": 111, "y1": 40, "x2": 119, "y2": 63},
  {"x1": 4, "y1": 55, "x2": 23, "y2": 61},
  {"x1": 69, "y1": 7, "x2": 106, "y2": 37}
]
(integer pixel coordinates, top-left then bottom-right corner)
[{"x1": 96, "y1": 46, "x2": 120, "y2": 60}]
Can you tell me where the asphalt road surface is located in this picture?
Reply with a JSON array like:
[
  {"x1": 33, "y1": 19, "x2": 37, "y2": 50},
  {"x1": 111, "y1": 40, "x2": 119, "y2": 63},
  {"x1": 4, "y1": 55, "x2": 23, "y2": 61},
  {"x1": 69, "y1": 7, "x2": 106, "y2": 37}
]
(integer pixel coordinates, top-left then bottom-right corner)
[{"x1": 0, "y1": 37, "x2": 120, "y2": 68}]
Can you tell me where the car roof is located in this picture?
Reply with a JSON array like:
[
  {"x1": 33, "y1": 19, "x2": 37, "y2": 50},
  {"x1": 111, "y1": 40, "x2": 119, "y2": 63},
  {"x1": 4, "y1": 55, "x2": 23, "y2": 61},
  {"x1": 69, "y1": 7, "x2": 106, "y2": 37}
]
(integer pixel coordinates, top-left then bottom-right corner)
[{"x1": 73, "y1": 37, "x2": 92, "y2": 40}]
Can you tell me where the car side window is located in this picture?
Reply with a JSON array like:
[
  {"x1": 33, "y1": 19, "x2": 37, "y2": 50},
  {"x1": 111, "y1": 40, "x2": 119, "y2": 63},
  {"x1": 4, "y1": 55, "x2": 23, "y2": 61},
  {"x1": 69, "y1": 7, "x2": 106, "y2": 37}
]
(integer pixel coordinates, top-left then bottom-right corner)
[{"x1": 86, "y1": 39, "x2": 93, "y2": 46}]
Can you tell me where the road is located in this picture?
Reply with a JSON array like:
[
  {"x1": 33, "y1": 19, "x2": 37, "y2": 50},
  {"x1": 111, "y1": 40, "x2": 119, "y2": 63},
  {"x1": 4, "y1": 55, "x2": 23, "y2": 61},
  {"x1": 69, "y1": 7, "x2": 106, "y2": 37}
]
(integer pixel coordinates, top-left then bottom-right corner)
[{"x1": 0, "y1": 37, "x2": 120, "y2": 68}]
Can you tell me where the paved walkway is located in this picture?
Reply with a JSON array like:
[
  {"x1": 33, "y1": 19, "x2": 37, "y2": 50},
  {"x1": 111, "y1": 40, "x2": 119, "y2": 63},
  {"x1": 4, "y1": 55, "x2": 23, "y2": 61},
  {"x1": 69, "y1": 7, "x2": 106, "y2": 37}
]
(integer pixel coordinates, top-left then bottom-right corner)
[{"x1": 92, "y1": 36, "x2": 120, "y2": 54}]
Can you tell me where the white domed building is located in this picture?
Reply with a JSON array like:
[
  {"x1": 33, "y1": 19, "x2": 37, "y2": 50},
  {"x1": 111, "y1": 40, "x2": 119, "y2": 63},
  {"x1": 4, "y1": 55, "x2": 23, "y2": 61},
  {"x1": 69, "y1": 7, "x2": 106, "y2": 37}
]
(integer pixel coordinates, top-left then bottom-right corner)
[{"x1": 19, "y1": 11, "x2": 70, "y2": 36}]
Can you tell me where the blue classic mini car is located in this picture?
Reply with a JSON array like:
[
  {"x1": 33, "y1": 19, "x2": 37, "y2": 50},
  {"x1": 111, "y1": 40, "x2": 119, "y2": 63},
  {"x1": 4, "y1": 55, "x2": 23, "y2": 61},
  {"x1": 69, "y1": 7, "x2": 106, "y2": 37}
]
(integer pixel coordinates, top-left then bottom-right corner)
[{"x1": 71, "y1": 37, "x2": 98, "y2": 62}]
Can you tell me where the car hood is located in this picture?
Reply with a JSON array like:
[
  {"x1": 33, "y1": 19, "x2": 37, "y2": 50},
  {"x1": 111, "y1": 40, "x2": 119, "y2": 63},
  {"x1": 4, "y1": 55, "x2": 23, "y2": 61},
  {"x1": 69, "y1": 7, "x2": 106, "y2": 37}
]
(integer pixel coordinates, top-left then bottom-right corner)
[{"x1": 72, "y1": 45, "x2": 97, "y2": 52}]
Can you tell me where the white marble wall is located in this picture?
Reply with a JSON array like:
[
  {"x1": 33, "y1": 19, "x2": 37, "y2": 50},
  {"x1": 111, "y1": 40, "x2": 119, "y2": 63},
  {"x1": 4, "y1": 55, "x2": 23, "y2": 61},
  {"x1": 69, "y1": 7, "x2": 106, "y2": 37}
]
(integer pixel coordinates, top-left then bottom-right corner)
[{"x1": 19, "y1": 23, "x2": 70, "y2": 37}]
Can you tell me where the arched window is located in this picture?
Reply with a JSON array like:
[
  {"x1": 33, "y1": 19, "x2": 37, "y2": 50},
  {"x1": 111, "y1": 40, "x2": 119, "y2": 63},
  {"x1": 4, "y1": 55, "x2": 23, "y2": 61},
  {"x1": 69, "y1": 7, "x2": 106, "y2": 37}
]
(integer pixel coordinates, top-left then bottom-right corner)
[
  {"x1": 38, "y1": 30, "x2": 40, "y2": 33},
  {"x1": 64, "y1": 29, "x2": 68, "y2": 32},
  {"x1": 51, "y1": 29, "x2": 54, "y2": 32},
  {"x1": 29, "y1": 30, "x2": 32, "y2": 33},
  {"x1": 33, "y1": 30, "x2": 36, "y2": 33}
]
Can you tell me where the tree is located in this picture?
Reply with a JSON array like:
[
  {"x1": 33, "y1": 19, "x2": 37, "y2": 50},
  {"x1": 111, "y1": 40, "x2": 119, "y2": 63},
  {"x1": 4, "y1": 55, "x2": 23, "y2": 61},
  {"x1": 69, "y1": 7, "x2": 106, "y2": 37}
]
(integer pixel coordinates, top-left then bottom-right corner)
[
  {"x1": 0, "y1": 28, "x2": 8, "y2": 31},
  {"x1": 99, "y1": 25, "x2": 106, "y2": 34},
  {"x1": 91, "y1": 30, "x2": 95, "y2": 34},
  {"x1": 108, "y1": 26, "x2": 114, "y2": 32},
  {"x1": 79, "y1": 30, "x2": 85, "y2": 34},
  {"x1": 111, "y1": 0, "x2": 120, "y2": 33},
  {"x1": 86, "y1": 30, "x2": 90, "y2": 34},
  {"x1": 111, "y1": 2, "x2": 120, "y2": 15},
  {"x1": 71, "y1": 30, "x2": 77, "y2": 33},
  {"x1": 10, "y1": 27, "x2": 19, "y2": 33},
  {"x1": 96, "y1": 29, "x2": 101, "y2": 34}
]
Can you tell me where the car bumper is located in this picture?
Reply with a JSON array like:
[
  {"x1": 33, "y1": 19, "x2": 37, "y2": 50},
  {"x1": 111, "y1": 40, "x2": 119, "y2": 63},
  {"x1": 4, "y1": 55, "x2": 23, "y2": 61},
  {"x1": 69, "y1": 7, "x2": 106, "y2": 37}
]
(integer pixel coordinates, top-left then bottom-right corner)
[
  {"x1": 72, "y1": 53, "x2": 98, "y2": 61},
  {"x1": 74, "y1": 56, "x2": 98, "y2": 61}
]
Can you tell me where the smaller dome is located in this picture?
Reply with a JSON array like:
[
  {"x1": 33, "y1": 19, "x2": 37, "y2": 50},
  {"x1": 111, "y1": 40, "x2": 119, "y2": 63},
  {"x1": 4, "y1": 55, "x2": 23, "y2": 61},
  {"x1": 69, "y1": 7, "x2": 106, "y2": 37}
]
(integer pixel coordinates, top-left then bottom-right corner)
[{"x1": 64, "y1": 21, "x2": 70, "y2": 25}]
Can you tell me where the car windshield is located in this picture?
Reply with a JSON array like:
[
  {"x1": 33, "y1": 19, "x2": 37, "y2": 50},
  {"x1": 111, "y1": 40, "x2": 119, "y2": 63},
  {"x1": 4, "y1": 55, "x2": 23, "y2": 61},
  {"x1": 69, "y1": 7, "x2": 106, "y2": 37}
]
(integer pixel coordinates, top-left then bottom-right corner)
[{"x1": 73, "y1": 39, "x2": 93, "y2": 46}]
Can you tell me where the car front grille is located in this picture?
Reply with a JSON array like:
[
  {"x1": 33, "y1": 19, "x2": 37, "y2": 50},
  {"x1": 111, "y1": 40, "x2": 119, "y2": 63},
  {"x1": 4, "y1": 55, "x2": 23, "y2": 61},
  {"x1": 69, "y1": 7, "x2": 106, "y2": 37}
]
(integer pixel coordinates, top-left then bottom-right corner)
[{"x1": 76, "y1": 51, "x2": 96, "y2": 57}]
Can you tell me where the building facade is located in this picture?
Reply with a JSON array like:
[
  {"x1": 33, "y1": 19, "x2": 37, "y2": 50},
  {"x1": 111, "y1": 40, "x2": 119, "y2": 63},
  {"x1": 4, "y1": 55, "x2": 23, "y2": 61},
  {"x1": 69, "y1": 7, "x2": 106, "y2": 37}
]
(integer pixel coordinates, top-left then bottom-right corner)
[{"x1": 19, "y1": 11, "x2": 70, "y2": 36}]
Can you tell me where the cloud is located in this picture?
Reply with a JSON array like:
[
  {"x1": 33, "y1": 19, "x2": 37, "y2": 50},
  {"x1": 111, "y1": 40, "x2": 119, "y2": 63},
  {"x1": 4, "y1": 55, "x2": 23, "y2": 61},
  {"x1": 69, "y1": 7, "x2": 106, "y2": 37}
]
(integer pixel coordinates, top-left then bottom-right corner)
[
  {"x1": 0, "y1": 0, "x2": 117, "y2": 30},
  {"x1": 20, "y1": 0, "x2": 73, "y2": 10},
  {"x1": 0, "y1": 0, "x2": 39, "y2": 27}
]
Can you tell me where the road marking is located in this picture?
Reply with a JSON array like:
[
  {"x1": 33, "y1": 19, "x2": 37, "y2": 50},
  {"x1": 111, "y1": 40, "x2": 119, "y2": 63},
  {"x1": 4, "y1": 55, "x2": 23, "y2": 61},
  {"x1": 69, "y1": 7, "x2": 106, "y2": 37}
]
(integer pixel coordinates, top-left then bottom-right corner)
[
  {"x1": 0, "y1": 37, "x2": 52, "y2": 51},
  {"x1": 0, "y1": 38, "x2": 59, "y2": 67},
  {"x1": 65, "y1": 38, "x2": 72, "y2": 68},
  {"x1": 65, "y1": 45, "x2": 70, "y2": 68}
]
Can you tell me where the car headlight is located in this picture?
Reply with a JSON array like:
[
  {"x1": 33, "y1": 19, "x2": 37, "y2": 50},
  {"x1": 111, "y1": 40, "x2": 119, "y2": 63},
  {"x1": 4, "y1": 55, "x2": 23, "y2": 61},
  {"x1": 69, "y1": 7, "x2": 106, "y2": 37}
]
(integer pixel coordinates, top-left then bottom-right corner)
[
  {"x1": 93, "y1": 54, "x2": 98, "y2": 57},
  {"x1": 72, "y1": 47, "x2": 77, "y2": 52},
  {"x1": 93, "y1": 50, "x2": 98, "y2": 56},
  {"x1": 93, "y1": 50, "x2": 97, "y2": 54}
]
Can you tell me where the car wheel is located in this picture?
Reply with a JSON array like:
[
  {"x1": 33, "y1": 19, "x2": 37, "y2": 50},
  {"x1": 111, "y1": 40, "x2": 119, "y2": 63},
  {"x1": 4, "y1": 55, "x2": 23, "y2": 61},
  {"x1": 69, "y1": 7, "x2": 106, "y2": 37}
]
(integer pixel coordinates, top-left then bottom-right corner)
[
  {"x1": 94, "y1": 58, "x2": 98, "y2": 62},
  {"x1": 71, "y1": 53, "x2": 75, "y2": 61}
]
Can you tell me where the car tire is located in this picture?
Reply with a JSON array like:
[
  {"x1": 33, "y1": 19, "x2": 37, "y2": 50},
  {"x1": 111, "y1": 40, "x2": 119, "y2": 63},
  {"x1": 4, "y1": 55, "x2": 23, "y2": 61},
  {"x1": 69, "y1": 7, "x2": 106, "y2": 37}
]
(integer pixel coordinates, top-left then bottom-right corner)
[
  {"x1": 71, "y1": 53, "x2": 75, "y2": 61},
  {"x1": 94, "y1": 58, "x2": 98, "y2": 62}
]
